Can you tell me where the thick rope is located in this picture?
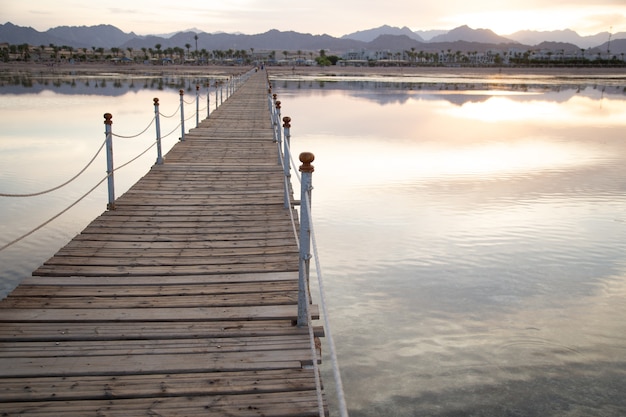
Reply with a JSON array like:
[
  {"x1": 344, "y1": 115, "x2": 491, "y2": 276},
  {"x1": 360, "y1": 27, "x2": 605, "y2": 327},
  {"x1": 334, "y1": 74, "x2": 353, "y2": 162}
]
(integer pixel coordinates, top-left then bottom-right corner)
[
  {"x1": 0, "y1": 175, "x2": 108, "y2": 252},
  {"x1": 276, "y1": 106, "x2": 350, "y2": 417},
  {"x1": 1, "y1": 135, "x2": 166, "y2": 253},
  {"x1": 0, "y1": 138, "x2": 106, "y2": 198},
  {"x1": 159, "y1": 107, "x2": 179, "y2": 119},
  {"x1": 306, "y1": 190, "x2": 350, "y2": 417},
  {"x1": 112, "y1": 116, "x2": 155, "y2": 139},
  {"x1": 162, "y1": 122, "x2": 182, "y2": 139},
  {"x1": 114, "y1": 141, "x2": 157, "y2": 172},
  {"x1": 303, "y1": 267, "x2": 328, "y2": 417},
  {"x1": 185, "y1": 111, "x2": 197, "y2": 122},
  {"x1": 276, "y1": 139, "x2": 300, "y2": 249}
]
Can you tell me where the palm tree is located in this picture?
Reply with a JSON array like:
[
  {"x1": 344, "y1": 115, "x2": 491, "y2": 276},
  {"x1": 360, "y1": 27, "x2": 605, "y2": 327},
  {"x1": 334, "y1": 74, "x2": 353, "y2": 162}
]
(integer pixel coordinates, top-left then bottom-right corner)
[
  {"x1": 185, "y1": 43, "x2": 191, "y2": 59},
  {"x1": 154, "y1": 43, "x2": 162, "y2": 58}
]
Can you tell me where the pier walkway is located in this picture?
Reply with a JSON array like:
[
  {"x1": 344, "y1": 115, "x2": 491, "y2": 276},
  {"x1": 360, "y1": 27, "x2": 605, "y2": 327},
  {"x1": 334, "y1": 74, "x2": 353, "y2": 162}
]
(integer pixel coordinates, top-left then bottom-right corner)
[{"x1": 0, "y1": 70, "x2": 328, "y2": 416}]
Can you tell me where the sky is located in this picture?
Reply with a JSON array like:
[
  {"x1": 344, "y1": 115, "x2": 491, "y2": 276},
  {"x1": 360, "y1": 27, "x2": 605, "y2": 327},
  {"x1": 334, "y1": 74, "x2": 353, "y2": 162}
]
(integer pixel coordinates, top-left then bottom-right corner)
[{"x1": 2, "y1": 0, "x2": 626, "y2": 38}]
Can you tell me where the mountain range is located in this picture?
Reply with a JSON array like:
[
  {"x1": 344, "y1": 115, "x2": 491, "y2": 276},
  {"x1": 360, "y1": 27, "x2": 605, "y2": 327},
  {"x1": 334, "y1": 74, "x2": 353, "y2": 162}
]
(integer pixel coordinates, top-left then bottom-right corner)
[{"x1": 1, "y1": 22, "x2": 624, "y2": 55}]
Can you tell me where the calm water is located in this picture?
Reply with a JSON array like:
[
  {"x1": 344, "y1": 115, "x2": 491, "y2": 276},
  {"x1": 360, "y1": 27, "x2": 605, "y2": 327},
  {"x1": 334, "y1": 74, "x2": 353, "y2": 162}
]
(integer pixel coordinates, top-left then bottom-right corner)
[{"x1": 2, "y1": 70, "x2": 626, "y2": 416}]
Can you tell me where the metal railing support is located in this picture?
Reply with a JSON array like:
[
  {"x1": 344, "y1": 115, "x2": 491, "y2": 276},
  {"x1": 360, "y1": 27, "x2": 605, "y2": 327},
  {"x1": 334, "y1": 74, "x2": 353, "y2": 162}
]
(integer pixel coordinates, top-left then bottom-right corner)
[
  {"x1": 207, "y1": 83, "x2": 211, "y2": 118},
  {"x1": 297, "y1": 152, "x2": 315, "y2": 327},
  {"x1": 215, "y1": 82, "x2": 219, "y2": 110},
  {"x1": 179, "y1": 89, "x2": 185, "y2": 141},
  {"x1": 274, "y1": 100, "x2": 282, "y2": 163},
  {"x1": 195, "y1": 85, "x2": 200, "y2": 127},
  {"x1": 282, "y1": 116, "x2": 292, "y2": 209},
  {"x1": 153, "y1": 98, "x2": 163, "y2": 165},
  {"x1": 103, "y1": 113, "x2": 116, "y2": 210}
]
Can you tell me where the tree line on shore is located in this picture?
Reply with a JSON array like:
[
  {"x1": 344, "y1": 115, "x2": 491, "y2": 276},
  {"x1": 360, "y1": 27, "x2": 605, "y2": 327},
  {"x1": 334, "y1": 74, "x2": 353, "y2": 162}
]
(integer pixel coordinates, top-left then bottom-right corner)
[{"x1": 1, "y1": 42, "x2": 624, "y2": 68}]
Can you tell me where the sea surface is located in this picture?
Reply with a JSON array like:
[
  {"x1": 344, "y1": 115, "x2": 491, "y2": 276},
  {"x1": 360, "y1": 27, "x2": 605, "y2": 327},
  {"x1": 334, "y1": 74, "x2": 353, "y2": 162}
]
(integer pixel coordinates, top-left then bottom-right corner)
[{"x1": 1, "y1": 68, "x2": 626, "y2": 416}]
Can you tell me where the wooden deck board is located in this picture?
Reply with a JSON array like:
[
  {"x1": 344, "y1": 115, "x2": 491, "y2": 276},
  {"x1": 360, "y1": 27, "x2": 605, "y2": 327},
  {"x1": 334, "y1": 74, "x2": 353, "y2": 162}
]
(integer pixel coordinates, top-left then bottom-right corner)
[{"x1": 0, "y1": 70, "x2": 328, "y2": 416}]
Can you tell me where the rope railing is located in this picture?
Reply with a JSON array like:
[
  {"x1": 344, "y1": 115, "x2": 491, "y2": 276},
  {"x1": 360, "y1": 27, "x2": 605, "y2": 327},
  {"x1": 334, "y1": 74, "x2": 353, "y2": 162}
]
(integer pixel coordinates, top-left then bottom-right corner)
[
  {"x1": 0, "y1": 175, "x2": 110, "y2": 252},
  {"x1": 0, "y1": 138, "x2": 107, "y2": 198},
  {"x1": 268, "y1": 84, "x2": 350, "y2": 417},
  {"x1": 159, "y1": 106, "x2": 180, "y2": 119},
  {"x1": 1, "y1": 74, "x2": 251, "y2": 251},
  {"x1": 111, "y1": 117, "x2": 156, "y2": 139}
]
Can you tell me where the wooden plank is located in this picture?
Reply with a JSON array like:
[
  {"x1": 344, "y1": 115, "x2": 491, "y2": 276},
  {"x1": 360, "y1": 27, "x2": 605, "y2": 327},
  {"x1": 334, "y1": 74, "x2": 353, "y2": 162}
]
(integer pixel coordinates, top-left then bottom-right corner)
[
  {"x1": 0, "y1": 304, "x2": 320, "y2": 322},
  {"x1": 0, "y1": 321, "x2": 325, "y2": 342},
  {"x1": 0, "y1": 350, "x2": 316, "y2": 378},
  {"x1": 32, "y1": 262, "x2": 299, "y2": 277},
  {"x1": 8, "y1": 281, "x2": 298, "y2": 297},
  {"x1": 0, "y1": 369, "x2": 318, "y2": 401},
  {"x1": 18, "y1": 272, "x2": 298, "y2": 286},
  {"x1": 0, "y1": 391, "x2": 326, "y2": 417},
  {"x1": 0, "y1": 335, "x2": 315, "y2": 357},
  {"x1": 0, "y1": 293, "x2": 298, "y2": 309}
]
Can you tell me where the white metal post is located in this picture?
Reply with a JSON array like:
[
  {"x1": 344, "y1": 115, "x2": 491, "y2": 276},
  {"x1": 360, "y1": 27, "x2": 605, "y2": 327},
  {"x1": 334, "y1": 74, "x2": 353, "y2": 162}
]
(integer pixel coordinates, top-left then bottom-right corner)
[
  {"x1": 179, "y1": 89, "x2": 185, "y2": 141},
  {"x1": 297, "y1": 152, "x2": 314, "y2": 327},
  {"x1": 153, "y1": 98, "x2": 163, "y2": 165},
  {"x1": 103, "y1": 113, "x2": 116, "y2": 210},
  {"x1": 282, "y1": 117, "x2": 292, "y2": 209},
  {"x1": 195, "y1": 85, "x2": 200, "y2": 127},
  {"x1": 207, "y1": 83, "x2": 211, "y2": 118}
]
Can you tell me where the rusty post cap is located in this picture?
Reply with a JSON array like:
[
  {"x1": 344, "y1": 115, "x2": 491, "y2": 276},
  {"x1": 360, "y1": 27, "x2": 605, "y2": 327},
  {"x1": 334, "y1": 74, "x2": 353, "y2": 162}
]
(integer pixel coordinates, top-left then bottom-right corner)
[
  {"x1": 179, "y1": 89, "x2": 184, "y2": 95},
  {"x1": 196, "y1": 84, "x2": 200, "y2": 90},
  {"x1": 282, "y1": 116, "x2": 291, "y2": 128},
  {"x1": 276, "y1": 100, "x2": 281, "y2": 109},
  {"x1": 299, "y1": 152, "x2": 315, "y2": 173},
  {"x1": 273, "y1": 93, "x2": 277, "y2": 100},
  {"x1": 153, "y1": 98, "x2": 159, "y2": 105},
  {"x1": 103, "y1": 113, "x2": 112, "y2": 124}
]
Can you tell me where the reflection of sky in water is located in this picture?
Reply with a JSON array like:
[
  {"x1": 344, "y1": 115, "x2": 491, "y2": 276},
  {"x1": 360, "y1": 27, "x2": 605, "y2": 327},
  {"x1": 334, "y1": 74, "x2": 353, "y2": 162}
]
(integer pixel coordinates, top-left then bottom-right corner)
[
  {"x1": 1, "y1": 75, "x2": 626, "y2": 416},
  {"x1": 276, "y1": 81, "x2": 626, "y2": 416}
]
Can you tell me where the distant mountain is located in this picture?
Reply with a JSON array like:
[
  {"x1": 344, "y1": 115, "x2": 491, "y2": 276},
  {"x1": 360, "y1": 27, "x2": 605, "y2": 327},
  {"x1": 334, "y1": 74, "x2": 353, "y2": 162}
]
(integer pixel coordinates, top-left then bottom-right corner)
[
  {"x1": 533, "y1": 41, "x2": 585, "y2": 54},
  {"x1": 342, "y1": 25, "x2": 424, "y2": 43},
  {"x1": 0, "y1": 22, "x2": 68, "y2": 47},
  {"x1": 508, "y1": 29, "x2": 625, "y2": 49},
  {"x1": 430, "y1": 25, "x2": 515, "y2": 44},
  {"x1": 415, "y1": 30, "x2": 448, "y2": 41},
  {"x1": 0, "y1": 22, "x2": 137, "y2": 48},
  {"x1": 591, "y1": 39, "x2": 626, "y2": 56},
  {"x1": 153, "y1": 28, "x2": 204, "y2": 38},
  {"x1": 366, "y1": 34, "x2": 424, "y2": 51},
  {"x1": 120, "y1": 29, "x2": 365, "y2": 53},
  {"x1": 1, "y1": 22, "x2": 623, "y2": 54},
  {"x1": 46, "y1": 24, "x2": 138, "y2": 48}
]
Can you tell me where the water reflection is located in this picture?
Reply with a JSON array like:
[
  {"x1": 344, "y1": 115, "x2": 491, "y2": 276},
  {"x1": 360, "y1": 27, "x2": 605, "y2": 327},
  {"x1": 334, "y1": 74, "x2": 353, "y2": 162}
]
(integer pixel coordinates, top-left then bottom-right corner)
[
  {"x1": 273, "y1": 78, "x2": 626, "y2": 415},
  {"x1": 0, "y1": 72, "x2": 228, "y2": 96},
  {"x1": 1, "y1": 73, "x2": 626, "y2": 416}
]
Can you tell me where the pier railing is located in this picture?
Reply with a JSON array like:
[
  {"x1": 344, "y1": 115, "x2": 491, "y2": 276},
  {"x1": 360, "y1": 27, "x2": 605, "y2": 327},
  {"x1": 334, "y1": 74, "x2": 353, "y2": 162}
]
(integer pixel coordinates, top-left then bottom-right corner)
[
  {"x1": 0, "y1": 68, "x2": 256, "y2": 250},
  {"x1": 267, "y1": 76, "x2": 350, "y2": 417}
]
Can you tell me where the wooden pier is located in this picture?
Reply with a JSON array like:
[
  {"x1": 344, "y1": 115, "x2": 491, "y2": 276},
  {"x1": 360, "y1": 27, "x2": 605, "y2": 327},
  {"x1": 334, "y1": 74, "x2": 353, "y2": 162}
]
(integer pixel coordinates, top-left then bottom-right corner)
[{"x1": 0, "y1": 70, "x2": 328, "y2": 416}]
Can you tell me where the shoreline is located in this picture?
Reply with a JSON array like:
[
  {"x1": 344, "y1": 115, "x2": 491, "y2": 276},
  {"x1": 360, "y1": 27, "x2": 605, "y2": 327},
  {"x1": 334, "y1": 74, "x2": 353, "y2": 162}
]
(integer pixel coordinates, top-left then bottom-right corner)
[{"x1": 1, "y1": 61, "x2": 625, "y2": 78}]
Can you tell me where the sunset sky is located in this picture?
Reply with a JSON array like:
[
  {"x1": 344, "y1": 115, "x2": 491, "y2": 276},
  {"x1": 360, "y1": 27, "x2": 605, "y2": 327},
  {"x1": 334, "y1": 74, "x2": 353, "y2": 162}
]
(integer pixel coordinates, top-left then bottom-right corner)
[{"x1": 2, "y1": 0, "x2": 625, "y2": 37}]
